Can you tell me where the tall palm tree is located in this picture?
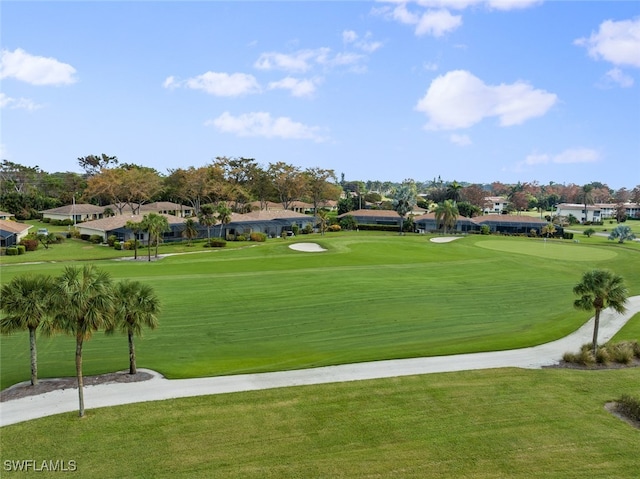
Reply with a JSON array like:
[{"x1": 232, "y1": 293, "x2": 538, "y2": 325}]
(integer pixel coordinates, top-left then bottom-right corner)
[
  {"x1": 434, "y1": 200, "x2": 459, "y2": 234},
  {"x1": 125, "y1": 220, "x2": 143, "y2": 260},
  {"x1": 198, "y1": 204, "x2": 217, "y2": 245},
  {"x1": 0, "y1": 274, "x2": 55, "y2": 385},
  {"x1": 446, "y1": 180, "x2": 462, "y2": 204},
  {"x1": 579, "y1": 184, "x2": 594, "y2": 224},
  {"x1": 182, "y1": 218, "x2": 199, "y2": 246},
  {"x1": 393, "y1": 184, "x2": 417, "y2": 235},
  {"x1": 108, "y1": 280, "x2": 161, "y2": 374},
  {"x1": 216, "y1": 204, "x2": 232, "y2": 239},
  {"x1": 53, "y1": 265, "x2": 114, "y2": 417},
  {"x1": 142, "y1": 213, "x2": 170, "y2": 260},
  {"x1": 573, "y1": 269, "x2": 628, "y2": 355}
]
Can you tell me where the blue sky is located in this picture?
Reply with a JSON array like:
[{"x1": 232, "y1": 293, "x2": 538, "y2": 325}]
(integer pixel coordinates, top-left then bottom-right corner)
[{"x1": 2, "y1": 1, "x2": 639, "y2": 189}]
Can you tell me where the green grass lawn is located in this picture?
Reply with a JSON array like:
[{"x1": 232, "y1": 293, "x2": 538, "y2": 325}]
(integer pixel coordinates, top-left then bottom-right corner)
[
  {"x1": 2, "y1": 233, "x2": 638, "y2": 390},
  {"x1": 2, "y1": 368, "x2": 638, "y2": 478}
]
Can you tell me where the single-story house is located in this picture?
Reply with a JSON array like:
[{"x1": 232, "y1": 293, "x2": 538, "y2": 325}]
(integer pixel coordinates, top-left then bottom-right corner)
[
  {"x1": 40, "y1": 204, "x2": 106, "y2": 223},
  {"x1": 555, "y1": 202, "x2": 640, "y2": 222},
  {"x1": 0, "y1": 219, "x2": 32, "y2": 247},
  {"x1": 0, "y1": 211, "x2": 15, "y2": 220},
  {"x1": 224, "y1": 210, "x2": 316, "y2": 238},
  {"x1": 138, "y1": 202, "x2": 195, "y2": 218},
  {"x1": 343, "y1": 209, "x2": 551, "y2": 235},
  {"x1": 77, "y1": 214, "x2": 186, "y2": 244}
]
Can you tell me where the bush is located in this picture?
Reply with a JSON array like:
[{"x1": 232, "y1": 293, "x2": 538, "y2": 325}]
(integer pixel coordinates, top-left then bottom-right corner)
[
  {"x1": 17, "y1": 245, "x2": 26, "y2": 255},
  {"x1": 292, "y1": 225, "x2": 299, "y2": 236},
  {"x1": 89, "y1": 234, "x2": 104, "y2": 244},
  {"x1": 302, "y1": 224, "x2": 314, "y2": 235},
  {"x1": 616, "y1": 395, "x2": 640, "y2": 422},
  {"x1": 113, "y1": 241, "x2": 121, "y2": 250},
  {"x1": 235, "y1": 235, "x2": 247, "y2": 242},
  {"x1": 6, "y1": 247, "x2": 19, "y2": 256},
  {"x1": 339, "y1": 215, "x2": 358, "y2": 231},
  {"x1": 250, "y1": 232, "x2": 267, "y2": 242},
  {"x1": 80, "y1": 234, "x2": 90, "y2": 241},
  {"x1": 205, "y1": 238, "x2": 227, "y2": 248},
  {"x1": 563, "y1": 232, "x2": 574, "y2": 240},
  {"x1": 609, "y1": 342, "x2": 636, "y2": 365},
  {"x1": 328, "y1": 224, "x2": 341, "y2": 232},
  {"x1": 107, "y1": 235, "x2": 118, "y2": 247},
  {"x1": 54, "y1": 234, "x2": 65, "y2": 244},
  {"x1": 19, "y1": 238, "x2": 39, "y2": 251},
  {"x1": 480, "y1": 225, "x2": 491, "y2": 235}
]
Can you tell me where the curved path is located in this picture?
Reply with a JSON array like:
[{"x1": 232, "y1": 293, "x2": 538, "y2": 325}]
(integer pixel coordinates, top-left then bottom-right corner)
[{"x1": 2, "y1": 296, "x2": 639, "y2": 427}]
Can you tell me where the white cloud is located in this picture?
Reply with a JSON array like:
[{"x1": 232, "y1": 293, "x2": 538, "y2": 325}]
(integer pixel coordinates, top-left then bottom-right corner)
[
  {"x1": 374, "y1": 1, "x2": 541, "y2": 36},
  {"x1": 268, "y1": 77, "x2": 317, "y2": 97},
  {"x1": 415, "y1": 70, "x2": 557, "y2": 130},
  {"x1": 604, "y1": 68, "x2": 634, "y2": 88},
  {"x1": 254, "y1": 49, "x2": 330, "y2": 73},
  {"x1": 0, "y1": 92, "x2": 43, "y2": 111},
  {"x1": 415, "y1": 9, "x2": 462, "y2": 37},
  {"x1": 524, "y1": 148, "x2": 600, "y2": 166},
  {"x1": 449, "y1": 133, "x2": 472, "y2": 146},
  {"x1": 423, "y1": 62, "x2": 439, "y2": 71},
  {"x1": 206, "y1": 112, "x2": 327, "y2": 142},
  {"x1": 343, "y1": 30, "x2": 358, "y2": 44},
  {"x1": 0, "y1": 48, "x2": 77, "y2": 86},
  {"x1": 163, "y1": 72, "x2": 260, "y2": 96},
  {"x1": 574, "y1": 18, "x2": 640, "y2": 68}
]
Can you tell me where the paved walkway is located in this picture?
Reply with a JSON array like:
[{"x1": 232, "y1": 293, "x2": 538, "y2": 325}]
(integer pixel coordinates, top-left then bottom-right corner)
[{"x1": 2, "y1": 296, "x2": 639, "y2": 427}]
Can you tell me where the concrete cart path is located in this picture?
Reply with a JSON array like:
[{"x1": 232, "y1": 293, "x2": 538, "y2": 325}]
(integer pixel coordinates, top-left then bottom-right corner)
[{"x1": 2, "y1": 296, "x2": 639, "y2": 427}]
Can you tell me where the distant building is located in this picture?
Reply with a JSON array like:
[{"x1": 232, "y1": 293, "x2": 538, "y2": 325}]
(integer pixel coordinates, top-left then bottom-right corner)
[{"x1": 554, "y1": 203, "x2": 640, "y2": 223}]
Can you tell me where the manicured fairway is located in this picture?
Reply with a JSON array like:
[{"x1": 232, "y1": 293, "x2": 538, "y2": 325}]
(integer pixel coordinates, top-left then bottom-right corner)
[
  {"x1": 476, "y1": 238, "x2": 618, "y2": 261},
  {"x1": 1, "y1": 234, "x2": 639, "y2": 389},
  {"x1": 1, "y1": 368, "x2": 639, "y2": 478}
]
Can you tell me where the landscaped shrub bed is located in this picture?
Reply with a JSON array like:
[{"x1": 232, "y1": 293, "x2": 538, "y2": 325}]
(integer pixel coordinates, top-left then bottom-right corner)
[
  {"x1": 616, "y1": 394, "x2": 640, "y2": 422},
  {"x1": 250, "y1": 232, "x2": 267, "y2": 242},
  {"x1": 205, "y1": 238, "x2": 227, "y2": 247},
  {"x1": 563, "y1": 341, "x2": 640, "y2": 366}
]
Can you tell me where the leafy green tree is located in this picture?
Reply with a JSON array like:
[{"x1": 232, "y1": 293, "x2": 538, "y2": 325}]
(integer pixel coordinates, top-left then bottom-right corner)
[
  {"x1": 53, "y1": 265, "x2": 115, "y2": 417},
  {"x1": 0, "y1": 274, "x2": 55, "y2": 385},
  {"x1": 108, "y1": 281, "x2": 160, "y2": 374},
  {"x1": 434, "y1": 200, "x2": 459, "y2": 234},
  {"x1": 142, "y1": 213, "x2": 170, "y2": 260},
  {"x1": 608, "y1": 225, "x2": 636, "y2": 244},
  {"x1": 573, "y1": 270, "x2": 628, "y2": 355},
  {"x1": 182, "y1": 218, "x2": 199, "y2": 246},
  {"x1": 583, "y1": 228, "x2": 596, "y2": 238},
  {"x1": 392, "y1": 183, "x2": 417, "y2": 235}
]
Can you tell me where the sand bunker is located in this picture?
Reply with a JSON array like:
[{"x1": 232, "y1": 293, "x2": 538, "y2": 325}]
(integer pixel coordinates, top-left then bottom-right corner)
[
  {"x1": 430, "y1": 236, "x2": 463, "y2": 243},
  {"x1": 289, "y1": 243, "x2": 327, "y2": 252}
]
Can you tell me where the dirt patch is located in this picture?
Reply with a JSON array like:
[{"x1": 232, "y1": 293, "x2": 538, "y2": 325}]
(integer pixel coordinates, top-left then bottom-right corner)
[
  {"x1": 1, "y1": 371, "x2": 153, "y2": 402},
  {"x1": 605, "y1": 402, "x2": 640, "y2": 430}
]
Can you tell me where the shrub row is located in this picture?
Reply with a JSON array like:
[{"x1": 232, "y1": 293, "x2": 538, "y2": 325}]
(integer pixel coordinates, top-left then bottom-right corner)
[{"x1": 563, "y1": 341, "x2": 640, "y2": 366}]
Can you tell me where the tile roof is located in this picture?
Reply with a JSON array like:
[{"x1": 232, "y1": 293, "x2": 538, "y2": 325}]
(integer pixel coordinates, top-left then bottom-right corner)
[
  {"x1": 0, "y1": 219, "x2": 32, "y2": 234},
  {"x1": 77, "y1": 214, "x2": 185, "y2": 232}
]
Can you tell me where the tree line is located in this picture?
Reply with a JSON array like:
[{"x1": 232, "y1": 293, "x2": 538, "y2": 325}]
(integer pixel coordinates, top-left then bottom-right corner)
[
  {"x1": 1, "y1": 156, "x2": 639, "y2": 221},
  {"x1": 1, "y1": 265, "x2": 160, "y2": 417}
]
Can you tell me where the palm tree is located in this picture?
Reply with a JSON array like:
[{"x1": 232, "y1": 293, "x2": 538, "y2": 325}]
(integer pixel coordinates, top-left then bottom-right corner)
[
  {"x1": 53, "y1": 265, "x2": 115, "y2": 417},
  {"x1": 125, "y1": 219, "x2": 143, "y2": 259},
  {"x1": 316, "y1": 209, "x2": 329, "y2": 235},
  {"x1": 541, "y1": 223, "x2": 556, "y2": 239},
  {"x1": 446, "y1": 180, "x2": 462, "y2": 204},
  {"x1": 142, "y1": 213, "x2": 170, "y2": 261},
  {"x1": 573, "y1": 270, "x2": 628, "y2": 355},
  {"x1": 198, "y1": 204, "x2": 217, "y2": 245},
  {"x1": 108, "y1": 280, "x2": 161, "y2": 374},
  {"x1": 393, "y1": 184, "x2": 417, "y2": 235},
  {"x1": 434, "y1": 200, "x2": 459, "y2": 234},
  {"x1": 579, "y1": 184, "x2": 594, "y2": 224},
  {"x1": 182, "y1": 218, "x2": 199, "y2": 246},
  {"x1": 0, "y1": 274, "x2": 55, "y2": 385},
  {"x1": 216, "y1": 204, "x2": 232, "y2": 239}
]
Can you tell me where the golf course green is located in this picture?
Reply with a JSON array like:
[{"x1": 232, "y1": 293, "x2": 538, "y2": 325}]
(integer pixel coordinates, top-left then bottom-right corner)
[{"x1": 1, "y1": 233, "x2": 638, "y2": 390}]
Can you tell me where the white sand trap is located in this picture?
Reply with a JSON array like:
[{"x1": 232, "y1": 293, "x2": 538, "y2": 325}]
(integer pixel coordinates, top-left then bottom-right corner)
[
  {"x1": 430, "y1": 236, "x2": 463, "y2": 243},
  {"x1": 289, "y1": 242, "x2": 327, "y2": 252}
]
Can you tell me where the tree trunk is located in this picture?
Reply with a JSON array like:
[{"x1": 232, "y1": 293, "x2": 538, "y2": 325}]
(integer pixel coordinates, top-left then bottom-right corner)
[
  {"x1": 128, "y1": 330, "x2": 137, "y2": 375},
  {"x1": 76, "y1": 334, "x2": 85, "y2": 417},
  {"x1": 592, "y1": 308, "x2": 601, "y2": 355},
  {"x1": 29, "y1": 327, "x2": 38, "y2": 386}
]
